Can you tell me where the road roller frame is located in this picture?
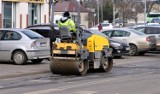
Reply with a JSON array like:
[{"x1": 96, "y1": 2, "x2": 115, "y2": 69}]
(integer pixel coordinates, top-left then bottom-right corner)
[{"x1": 50, "y1": 27, "x2": 113, "y2": 75}]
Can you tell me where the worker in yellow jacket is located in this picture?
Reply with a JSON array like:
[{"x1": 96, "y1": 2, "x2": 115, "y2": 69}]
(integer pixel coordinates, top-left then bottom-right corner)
[{"x1": 58, "y1": 11, "x2": 76, "y2": 36}]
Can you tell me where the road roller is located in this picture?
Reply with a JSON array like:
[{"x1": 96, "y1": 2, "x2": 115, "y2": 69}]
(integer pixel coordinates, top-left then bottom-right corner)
[{"x1": 50, "y1": 26, "x2": 113, "y2": 75}]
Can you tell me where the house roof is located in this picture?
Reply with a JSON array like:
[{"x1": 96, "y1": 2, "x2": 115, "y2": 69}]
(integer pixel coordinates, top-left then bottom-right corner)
[{"x1": 54, "y1": 1, "x2": 91, "y2": 12}]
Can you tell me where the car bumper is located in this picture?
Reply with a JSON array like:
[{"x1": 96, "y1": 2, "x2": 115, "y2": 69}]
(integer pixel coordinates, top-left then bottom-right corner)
[
  {"x1": 26, "y1": 49, "x2": 50, "y2": 60},
  {"x1": 156, "y1": 44, "x2": 160, "y2": 50},
  {"x1": 113, "y1": 46, "x2": 130, "y2": 56},
  {"x1": 138, "y1": 44, "x2": 156, "y2": 51}
]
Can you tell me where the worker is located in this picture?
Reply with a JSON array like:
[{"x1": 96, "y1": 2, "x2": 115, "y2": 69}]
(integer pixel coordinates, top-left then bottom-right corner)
[
  {"x1": 58, "y1": 11, "x2": 76, "y2": 37},
  {"x1": 98, "y1": 23, "x2": 103, "y2": 32}
]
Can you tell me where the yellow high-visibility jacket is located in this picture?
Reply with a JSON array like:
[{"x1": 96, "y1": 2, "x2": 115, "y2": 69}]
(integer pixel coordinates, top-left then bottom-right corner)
[{"x1": 58, "y1": 18, "x2": 76, "y2": 33}]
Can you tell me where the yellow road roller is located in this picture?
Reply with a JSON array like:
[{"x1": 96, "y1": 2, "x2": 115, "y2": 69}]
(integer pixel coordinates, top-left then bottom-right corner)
[{"x1": 50, "y1": 27, "x2": 113, "y2": 75}]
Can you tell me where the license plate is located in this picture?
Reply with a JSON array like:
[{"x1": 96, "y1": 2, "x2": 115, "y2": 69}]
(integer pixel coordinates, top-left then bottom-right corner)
[
  {"x1": 40, "y1": 43, "x2": 46, "y2": 47},
  {"x1": 126, "y1": 47, "x2": 130, "y2": 50}
]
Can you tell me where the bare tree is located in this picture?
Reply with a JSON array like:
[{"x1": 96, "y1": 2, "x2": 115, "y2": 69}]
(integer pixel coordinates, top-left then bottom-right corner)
[{"x1": 115, "y1": 0, "x2": 133, "y2": 26}]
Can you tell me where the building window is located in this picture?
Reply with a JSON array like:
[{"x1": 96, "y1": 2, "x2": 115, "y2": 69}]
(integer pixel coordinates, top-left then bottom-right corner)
[
  {"x1": 72, "y1": 14, "x2": 80, "y2": 24},
  {"x1": 2, "y1": 2, "x2": 16, "y2": 28},
  {"x1": 28, "y1": 3, "x2": 41, "y2": 26},
  {"x1": 3, "y1": 2, "x2": 12, "y2": 28}
]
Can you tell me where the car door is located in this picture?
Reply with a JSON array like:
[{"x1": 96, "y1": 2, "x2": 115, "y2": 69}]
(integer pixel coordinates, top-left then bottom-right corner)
[
  {"x1": 110, "y1": 30, "x2": 130, "y2": 43},
  {"x1": 0, "y1": 31, "x2": 21, "y2": 60},
  {"x1": 0, "y1": 30, "x2": 5, "y2": 60}
]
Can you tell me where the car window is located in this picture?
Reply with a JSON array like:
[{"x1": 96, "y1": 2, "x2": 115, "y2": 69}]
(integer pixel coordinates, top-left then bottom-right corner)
[
  {"x1": 134, "y1": 27, "x2": 145, "y2": 31},
  {"x1": 3, "y1": 31, "x2": 21, "y2": 40},
  {"x1": 21, "y1": 29, "x2": 44, "y2": 39},
  {"x1": 112, "y1": 30, "x2": 130, "y2": 37},
  {"x1": 0, "y1": 31, "x2": 4, "y2": 39},
  {"x1": 138, "y1": 28, "x2": 145, "y2": 33},
  {"x1": 145, "y1": 27, "x2": 160, "y2": 34},
  {"x1": 130, "y1": 29, "x2": 145, "y2": 35},
  {"x1": 102, "y1": 23, "x2": 109, "y2": 27},
  {"x1": 103, "y1": 30, "x2": 113, "y2": 37},
  {"x1": 31, "y1": 29, "x2": 50, "y2": 38}
]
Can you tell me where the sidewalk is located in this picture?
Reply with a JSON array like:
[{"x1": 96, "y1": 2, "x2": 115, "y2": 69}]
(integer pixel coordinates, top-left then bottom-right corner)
[{"x1": 0, "y1": 61, "x2": 50, "y2": 79}]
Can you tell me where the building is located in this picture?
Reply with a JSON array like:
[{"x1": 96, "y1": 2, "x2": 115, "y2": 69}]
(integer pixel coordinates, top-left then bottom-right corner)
[
  {"x1": 54, "y1": 0, "x2": 93, "y2": 28},
  {"x1": 0, "y1": 0, "x2": 49, "y2": 28}
]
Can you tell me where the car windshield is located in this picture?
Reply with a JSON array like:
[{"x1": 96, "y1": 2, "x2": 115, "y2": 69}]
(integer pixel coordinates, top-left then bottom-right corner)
[
  {"x1": 147, "y1": 14, "x2": 160, "y2": 17},
  {"x1": 21, "y1": 29, "x2": 44, "y2": 39},
  {"x1": 85, "y1": 29, "x2": 108, "y2": 38},
  {"x1": 102, "y1": 23, "x2": 110, "y2": 26},
  {"x1": 130, "y1": 29, "x2": 145, "y2": 35}
]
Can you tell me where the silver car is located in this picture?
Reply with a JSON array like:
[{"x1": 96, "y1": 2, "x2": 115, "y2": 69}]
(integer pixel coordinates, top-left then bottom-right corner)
[
  {"x1": 102, "y1": 28, "x2": 156, "y2": 56},
  {"x1": 132, "y1": 25, "x2": 160, "y2": 50},
  {"x1": 0, "y1": 28, "x2": 50, "y2": 65}
]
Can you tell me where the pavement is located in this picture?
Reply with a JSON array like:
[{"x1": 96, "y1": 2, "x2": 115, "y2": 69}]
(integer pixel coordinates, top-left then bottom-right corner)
[
  {"x1": 0, "y1": 54, "x2": 157, "y2": 79},
  {"x1": 0, "y1": 60, "x2": 50, "y2": 79}
]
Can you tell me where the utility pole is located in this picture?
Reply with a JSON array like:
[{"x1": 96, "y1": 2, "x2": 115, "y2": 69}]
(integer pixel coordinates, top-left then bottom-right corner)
[
  {"x1": 144, "y1": 0, "x2": 147, "y2": 23},
  {"x1": 77, "y1": 0, "x2": 83, "y2": 57},
  {"x1": 77, "y1": 0, "x2": 80, "y2": 25},
  {"x1": 112, "y1": 0, "x2": 115, "y2": 27},
  {"x1": 49, "y1": 0, "x2": 59, "y2": 56},
  {"x1": 100, "y1": 0, "x2": 104, "y2": 22},
  {"x1": 97, "y1": 0, "x2": 99, "y2": 24}
]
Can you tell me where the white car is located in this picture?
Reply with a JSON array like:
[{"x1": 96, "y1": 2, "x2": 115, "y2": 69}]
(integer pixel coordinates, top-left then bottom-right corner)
[
  {"x1": 0, "y1": 28, "x2": 50, "y2": 65},
  {"x1": 90, "y1": 23, "x2": 113, "y2": 31}
]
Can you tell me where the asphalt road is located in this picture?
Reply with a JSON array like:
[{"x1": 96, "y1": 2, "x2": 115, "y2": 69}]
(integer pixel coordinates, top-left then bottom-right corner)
[{"x1": 0, "y1": 53, "x2": 160, "y2": 94}]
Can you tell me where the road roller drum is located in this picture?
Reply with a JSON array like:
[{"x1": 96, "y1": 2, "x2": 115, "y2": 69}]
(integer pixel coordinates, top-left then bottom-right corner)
[{"x1": 50, "y1": 58, "x2": 88, "y2": 75}]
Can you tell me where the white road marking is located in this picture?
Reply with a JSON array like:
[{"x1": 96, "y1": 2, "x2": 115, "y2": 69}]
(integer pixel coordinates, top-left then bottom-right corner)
[
  {"x1": 30, "y1": 80, "x2": 51, "y2": 83},
  {"x1": 23, "y1": 72, "x2": 154, "y2": 94},
  {"x1": 71, "y1": 91, "x2": 96, "y2": 94},
  {"x1": 23, "y1": 89, "x2": 62, "y2": 94},
  {"x1": 0, "y1": 86, "x2": 4, "y2": 89}
]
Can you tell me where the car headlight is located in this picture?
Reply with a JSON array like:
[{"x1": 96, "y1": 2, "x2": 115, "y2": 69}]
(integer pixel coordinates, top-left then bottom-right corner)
[{"x1": 111, "y1": 42, "x2": 123, "y2": 49}]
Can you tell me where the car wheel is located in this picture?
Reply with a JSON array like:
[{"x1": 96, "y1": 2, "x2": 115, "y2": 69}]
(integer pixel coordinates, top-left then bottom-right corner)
[
  {"x1": 12, "y1": 50, "x2": 27, "y2": 65},
  {"x1": 31, "y1": 59, "x2": 43, "y2": 63},
  {"x1": 78, "y1": 59, "x2": 89, "y2": 76},
  {"x1": 129, "y1": 44, "x2": 138, "y2": 56},
  {"x1": 100, "y1": 56, "x2": 113, "y2": 72}
]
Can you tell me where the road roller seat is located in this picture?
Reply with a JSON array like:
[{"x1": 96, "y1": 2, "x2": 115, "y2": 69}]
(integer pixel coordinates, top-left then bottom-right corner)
[{"x1": 59, "y1": 26, "x2": 72, "y2": 42}]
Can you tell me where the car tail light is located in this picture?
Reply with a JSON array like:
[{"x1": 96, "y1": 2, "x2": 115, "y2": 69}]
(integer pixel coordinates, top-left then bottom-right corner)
[
  {"x1": 31, "y1": 41, "x2": 37, "y2": 48},
  {"x1": 146, "y1": 37, "x2": 151, "y2": 42}
]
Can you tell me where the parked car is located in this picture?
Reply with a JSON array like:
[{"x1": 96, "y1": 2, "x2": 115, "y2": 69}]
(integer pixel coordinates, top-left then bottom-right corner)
[
  {"x1": 132, "y1": 25, "x2": 160, "y2": 50},
  {"x1": 151, "y1": 17, "x2": 160, "y2": 23},
  {"x1": 0, "y1": 28, "x2": 50, "y2": 65},
  {"x1": 26, "y1": 24, "x2": 129, "y2": 58},
  {"x1": 102, "y1": 28, "x2": 157, "y2": 56},
  {"x1": 113, "y1": 18, "x2": 127, "y2": 27},
  {"x1": 109, "y1": 39, "x2": 130, "y2": 58},
  {"x1": 89, "y1": 22, "x2": 113, "y2": 31},
  {"x1": 26, "y1": 23, "x2": 59, "y2": 38}
]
